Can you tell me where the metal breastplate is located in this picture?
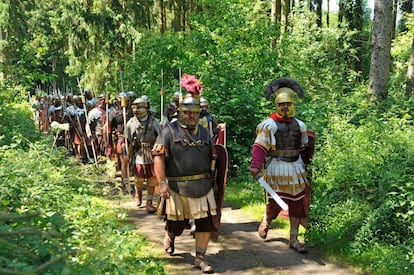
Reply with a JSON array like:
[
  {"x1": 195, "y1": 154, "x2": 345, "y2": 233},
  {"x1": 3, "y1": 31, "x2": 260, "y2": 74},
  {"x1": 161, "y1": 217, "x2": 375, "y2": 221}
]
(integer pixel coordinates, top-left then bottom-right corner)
[
  {"x1": 166, "y1": 122, "x2": 212, "y2": 198},
  {"x1": 272, "y1": 119, "x2": 302, "y2": 162}
]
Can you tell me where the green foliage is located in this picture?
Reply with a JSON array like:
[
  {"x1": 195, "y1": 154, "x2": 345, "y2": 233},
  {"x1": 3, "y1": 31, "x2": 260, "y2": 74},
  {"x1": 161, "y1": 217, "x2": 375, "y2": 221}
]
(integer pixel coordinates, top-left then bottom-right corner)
[
  {"x1": 225, "y1": 177, "x2": 264, "y2": 208},
  {"x1": 2, "y1": 0, "x2": 414, "y2": 274},
  {"x1": 0, "y1": 83, "x2": 42, "y2": 149},
  {"x1": 308, "y1": 93, "x2": 414, "y2": 272},
  {"x1": 0, "y1": 103, "x2": 164, "y2": 273}
]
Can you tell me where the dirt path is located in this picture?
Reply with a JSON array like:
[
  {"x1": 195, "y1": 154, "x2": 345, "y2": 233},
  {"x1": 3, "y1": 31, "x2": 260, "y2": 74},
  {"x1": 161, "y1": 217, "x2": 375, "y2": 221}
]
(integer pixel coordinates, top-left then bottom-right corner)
[{"x1": 118, "y1": 193, "x2": 362, "y2": 275}]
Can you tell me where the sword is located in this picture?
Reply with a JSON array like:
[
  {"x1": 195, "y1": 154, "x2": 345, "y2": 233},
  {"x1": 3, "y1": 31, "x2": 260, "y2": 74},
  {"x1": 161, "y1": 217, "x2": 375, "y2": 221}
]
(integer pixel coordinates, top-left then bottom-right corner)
[{"x1": 255, "y1": 174, "x2": 288, "y2": 210}]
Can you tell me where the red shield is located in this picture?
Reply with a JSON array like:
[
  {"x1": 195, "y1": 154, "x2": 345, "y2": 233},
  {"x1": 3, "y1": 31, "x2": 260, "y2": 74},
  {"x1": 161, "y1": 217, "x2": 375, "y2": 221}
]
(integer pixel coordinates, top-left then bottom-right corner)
[
  {"x1": 214, "y1": 123, "x2": 227, "y2": 146},
  {"x1": 211, "y1": 143, "x2": 228, "y2": 241}
]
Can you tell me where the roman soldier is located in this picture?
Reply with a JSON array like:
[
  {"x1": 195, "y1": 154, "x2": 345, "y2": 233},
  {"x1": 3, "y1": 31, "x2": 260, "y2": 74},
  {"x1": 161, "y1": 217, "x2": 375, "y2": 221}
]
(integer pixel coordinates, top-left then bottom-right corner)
[
  {"x1": 64, "y1": 95, "x2": 88, "y2": 162},
  {"x1": 152, "y1": 73, "x2": 218, "y2": 273},
  {"x1": 161, "y1": 92, "x2": 180, "y2": 128},
  {"x1": 88, "y1": 93, "x2": 108, "y2": 157},
  {"x1": 126, "y1": 97, "x2": 161, "y2": 213},
  {"x1": 199, "y1": 97, "x2": 218, "y2": 141},
  {"x1": 109, "y1": 92, "x2": 134, "y2": 189},
  {"x1": 249, "y1": 77, "x2": 310, "y2": 253}
]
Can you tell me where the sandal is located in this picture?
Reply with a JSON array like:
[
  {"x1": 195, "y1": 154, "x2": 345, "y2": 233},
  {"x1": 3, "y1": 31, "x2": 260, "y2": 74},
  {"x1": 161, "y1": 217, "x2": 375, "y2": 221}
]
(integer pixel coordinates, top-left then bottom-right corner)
[
  {"x1": 289, "y1": 240, "x2": 308, "y2": 253},
  {"x1": 258, "y1": 217, "x2": 270, "y2": 239},
  {"x1": 194, "y1": 256, "x2": 214, "y2": 274},
  {"x1": 163, "y1": 232, "x2": 175, "y2": 255}
]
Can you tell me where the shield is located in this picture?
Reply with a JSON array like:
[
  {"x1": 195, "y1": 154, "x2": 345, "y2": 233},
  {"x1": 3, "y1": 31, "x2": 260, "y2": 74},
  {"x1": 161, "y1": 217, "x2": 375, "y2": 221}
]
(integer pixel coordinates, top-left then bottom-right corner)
[
  {"x1": 211, "y1": 143, "x2": 228, "y2": 241},
  {"x1": 214, "y1": 123, "x2": 227, "y2": 147},
  {"x1": 300, "y1": 130, "x2": 316, "y2": 165},
  {"x1": 301, "y1": 130, "x2": 315, "y2": 228}
]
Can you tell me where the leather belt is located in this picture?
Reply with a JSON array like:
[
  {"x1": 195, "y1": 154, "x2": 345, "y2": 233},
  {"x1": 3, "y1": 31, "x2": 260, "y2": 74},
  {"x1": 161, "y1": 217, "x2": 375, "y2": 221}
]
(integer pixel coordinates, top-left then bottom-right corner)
[
  {"x1": 168, "y1": 173, "x2": 211, "y2": 181},
  {"x1": 267, "y1": 149, "x2": 300, "y2": 157}
]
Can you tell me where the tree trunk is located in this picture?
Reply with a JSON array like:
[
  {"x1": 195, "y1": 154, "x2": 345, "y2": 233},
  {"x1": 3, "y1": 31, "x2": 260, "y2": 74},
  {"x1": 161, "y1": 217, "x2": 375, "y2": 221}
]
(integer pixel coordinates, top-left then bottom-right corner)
[
  {"x1": 338, "y1": 0, "x2": 344, "y2": 26},
  {"x1": 368, "y1": 0, "x2": 394, "y2": 99},
  {"x1": 160, "y1": 0, "x2": 166, "y2": 34},
  {"x1": 0, "y1": 27, "x2": 4, "y2": 80},
  {"x1": 353, "y1": 0, "x2": 364, "y2": 75},
  {"x1": 276, "y1": 0, "x2": 282, "y2": 23},
  {"x1": 391, "y1": 0, "x2": 398, "y2": 39},
  {"x1": 281, "y1": 0, "x2": 290, "y2": 33},
  {"x1": 406, "y1": 37, "x2": 414, "y2": 96},
  {"x1": 399, "y1": 0, "x2": 413, "y2": 32},
  {"x1": 271, "y1": 0, "x2": 278, "y2": 49},
  {"x1": 326, "y1": 0, "x2": 330, "y2": 27},
  {"x1": 316, "y1": 0, "x2": 322, "y2": 27}
]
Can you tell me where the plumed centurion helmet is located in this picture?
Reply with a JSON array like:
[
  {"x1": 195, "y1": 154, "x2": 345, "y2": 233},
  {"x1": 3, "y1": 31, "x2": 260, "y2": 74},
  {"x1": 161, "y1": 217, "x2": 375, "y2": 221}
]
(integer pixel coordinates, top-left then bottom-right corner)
[
  {"x1": 264, "y1": 77, "x2": 304, "y2": 118},
  {"x1": 179, "y1": 73, "x2": 202, "y2": 128}
]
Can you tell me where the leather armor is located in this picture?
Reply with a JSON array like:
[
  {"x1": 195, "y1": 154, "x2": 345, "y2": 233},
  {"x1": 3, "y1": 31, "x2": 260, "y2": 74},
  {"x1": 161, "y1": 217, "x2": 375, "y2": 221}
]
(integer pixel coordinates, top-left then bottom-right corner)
[
  {"x1": 272, "y1": 119, "x2": 302, "y2": 162},
  {"x1": 130, "y1": 115, "x2": 160, "y2": 164}
]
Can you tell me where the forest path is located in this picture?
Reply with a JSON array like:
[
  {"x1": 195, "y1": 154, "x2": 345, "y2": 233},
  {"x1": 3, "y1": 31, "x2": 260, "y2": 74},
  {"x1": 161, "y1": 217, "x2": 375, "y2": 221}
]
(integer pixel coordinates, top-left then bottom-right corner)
[{"x1": 113, "y1": 190, "x2": 362, "y2": 275}]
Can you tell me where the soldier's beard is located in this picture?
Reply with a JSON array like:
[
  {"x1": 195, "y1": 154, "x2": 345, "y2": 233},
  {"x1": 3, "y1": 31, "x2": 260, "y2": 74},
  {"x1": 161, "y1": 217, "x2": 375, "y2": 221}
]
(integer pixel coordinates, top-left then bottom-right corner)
[{"x1": 180, "y1": 121, "x2": 198, "y2": 134}]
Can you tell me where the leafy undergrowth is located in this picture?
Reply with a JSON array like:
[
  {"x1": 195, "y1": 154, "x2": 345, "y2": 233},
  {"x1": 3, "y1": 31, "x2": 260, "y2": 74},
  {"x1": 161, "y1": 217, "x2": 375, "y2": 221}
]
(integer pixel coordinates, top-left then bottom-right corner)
[{"x1": 0, "y1": 138, "x2": 165, "y2": 274}]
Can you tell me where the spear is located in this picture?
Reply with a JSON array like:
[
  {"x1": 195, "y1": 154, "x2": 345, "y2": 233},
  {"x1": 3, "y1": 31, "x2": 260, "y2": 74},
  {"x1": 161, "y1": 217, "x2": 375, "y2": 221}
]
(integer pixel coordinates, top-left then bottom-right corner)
[
  {"x1": 160, "y1": 68, "x2": 165, "y2": 121},
  {"x1": 179, "y1": 68, "x2": 182, "y2": 102},
  {"x1": 105, "y1": 93, "x2": 110, "y2": 157},
  {"x1": 120, "y1": 71, "x2": 131, "y2": 195},
  {"x1": 77, "y1": 77, "x2": 98, "y2": 167}
]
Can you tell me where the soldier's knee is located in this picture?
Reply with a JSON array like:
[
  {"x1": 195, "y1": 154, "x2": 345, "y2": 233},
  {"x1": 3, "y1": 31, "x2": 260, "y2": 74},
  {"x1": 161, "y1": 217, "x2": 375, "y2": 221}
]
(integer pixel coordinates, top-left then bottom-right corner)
[{"x1": 134, "y1": 176, "x2": 145, "y2": 189}]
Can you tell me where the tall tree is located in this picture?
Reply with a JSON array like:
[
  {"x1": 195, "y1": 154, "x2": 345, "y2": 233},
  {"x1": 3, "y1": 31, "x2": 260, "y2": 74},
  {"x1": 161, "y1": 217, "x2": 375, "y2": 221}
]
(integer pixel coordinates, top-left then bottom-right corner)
[
  {"x1": 399, "y1": 0, "x2": 413, "y2": 32},
  {"x1": 159, "y1": 0, "x2": 167, "y2": 34},
  {"x1": 316, "y1": 0, "x2": 322, "y2": 27},
  {"x1": 281, "y1": 0, "x2": 290, "y2": 33},
  {"x1": 368, "y1": 0, "x2": 394, "y2": 98},
  {"x1": 406, "y1": 36, "x2": 414, "y2": 95},
  {"x1": 0, "y1": 0, "x2": 35, "y2": 83},
  {"x1": 391, "y1": 0, "x2": 398, "y2": 39},
  {"x1": 326, "y1": 0, "x2": 330, "y2": 27}
]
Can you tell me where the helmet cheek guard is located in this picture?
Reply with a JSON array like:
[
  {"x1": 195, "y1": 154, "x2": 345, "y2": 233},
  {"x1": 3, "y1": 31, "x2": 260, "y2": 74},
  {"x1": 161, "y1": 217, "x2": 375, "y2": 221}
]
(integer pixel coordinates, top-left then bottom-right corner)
[
  {"x1": 131, "y1": 98, "x2": 149, "y2": 119},
  {"x1": 179, "y1": 94, "x2": 200, "y2": 129},
  {"x1": 264, "y1": 77, "x2": 304, "y2": 118},
  {"x1": 275, "y1": 87, "x2": 295, "y2": 118}
]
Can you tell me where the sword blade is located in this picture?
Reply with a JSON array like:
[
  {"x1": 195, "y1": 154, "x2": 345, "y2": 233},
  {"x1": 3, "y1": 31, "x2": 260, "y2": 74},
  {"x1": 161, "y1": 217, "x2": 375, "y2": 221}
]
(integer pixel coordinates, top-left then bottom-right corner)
[{"x1": 256, "y1": 175, "x2": 288, "y2": 210}]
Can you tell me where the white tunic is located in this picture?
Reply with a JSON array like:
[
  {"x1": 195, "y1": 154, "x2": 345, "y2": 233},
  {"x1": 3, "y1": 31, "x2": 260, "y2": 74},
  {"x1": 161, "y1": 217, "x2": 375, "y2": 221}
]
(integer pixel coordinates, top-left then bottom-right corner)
[{"x1": 254, "y1": 118, "x2": 309, "y2": 200}]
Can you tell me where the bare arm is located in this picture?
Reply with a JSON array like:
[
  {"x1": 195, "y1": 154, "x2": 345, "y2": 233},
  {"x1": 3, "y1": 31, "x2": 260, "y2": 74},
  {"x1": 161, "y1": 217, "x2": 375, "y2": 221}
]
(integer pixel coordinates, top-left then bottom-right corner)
[{"x1": 153, "y1": 155, "x2": 170, "y2": 198}]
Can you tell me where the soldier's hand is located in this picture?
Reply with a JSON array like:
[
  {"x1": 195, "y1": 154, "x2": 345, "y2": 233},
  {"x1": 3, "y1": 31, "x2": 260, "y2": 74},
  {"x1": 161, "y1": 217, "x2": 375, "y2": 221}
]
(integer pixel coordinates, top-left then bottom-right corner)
[
  {"x1": 249, "y1": 167, "x2": 260, "y2": 178},
  {"x1": 159, "y1": 181, "x2": 170, "y2": 198}
]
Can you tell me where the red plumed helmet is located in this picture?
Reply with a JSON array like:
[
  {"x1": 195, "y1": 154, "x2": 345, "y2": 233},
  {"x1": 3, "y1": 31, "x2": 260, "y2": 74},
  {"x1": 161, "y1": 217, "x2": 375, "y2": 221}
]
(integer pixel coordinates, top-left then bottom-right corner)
[{"x1": 181, "y1": 73, "x2": 202, "y2": 96}]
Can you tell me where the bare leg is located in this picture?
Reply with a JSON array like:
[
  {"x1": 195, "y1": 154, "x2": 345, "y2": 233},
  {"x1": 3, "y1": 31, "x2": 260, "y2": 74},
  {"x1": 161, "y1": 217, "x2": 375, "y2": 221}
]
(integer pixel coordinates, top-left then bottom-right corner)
[
  {"x1": 289, "y1": 217, "x2": 307, "y2": 253},
  {"x1": 194, "y1": 232, "x2": 213, "y2": 273},
  {"x1": 134, "y1": 176, "x2": 144, "y2": 207}
]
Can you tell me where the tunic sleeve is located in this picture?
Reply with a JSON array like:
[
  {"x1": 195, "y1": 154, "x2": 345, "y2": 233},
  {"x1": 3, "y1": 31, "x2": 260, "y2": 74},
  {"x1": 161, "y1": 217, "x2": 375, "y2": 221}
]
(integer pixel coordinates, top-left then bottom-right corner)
[
  {"x1": 152, "y1": 126, "x2": 170, "y2": 157},
  {"x1": 254, "y1": 118, "x2": 278, "y2": 151}
]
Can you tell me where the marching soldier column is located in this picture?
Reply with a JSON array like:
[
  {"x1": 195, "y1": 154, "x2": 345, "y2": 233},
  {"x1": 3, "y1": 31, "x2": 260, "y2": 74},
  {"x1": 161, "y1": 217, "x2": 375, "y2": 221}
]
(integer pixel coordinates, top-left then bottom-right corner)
[{"x1": 30, "y1": 77, "x2": 228, "y2": 228}]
